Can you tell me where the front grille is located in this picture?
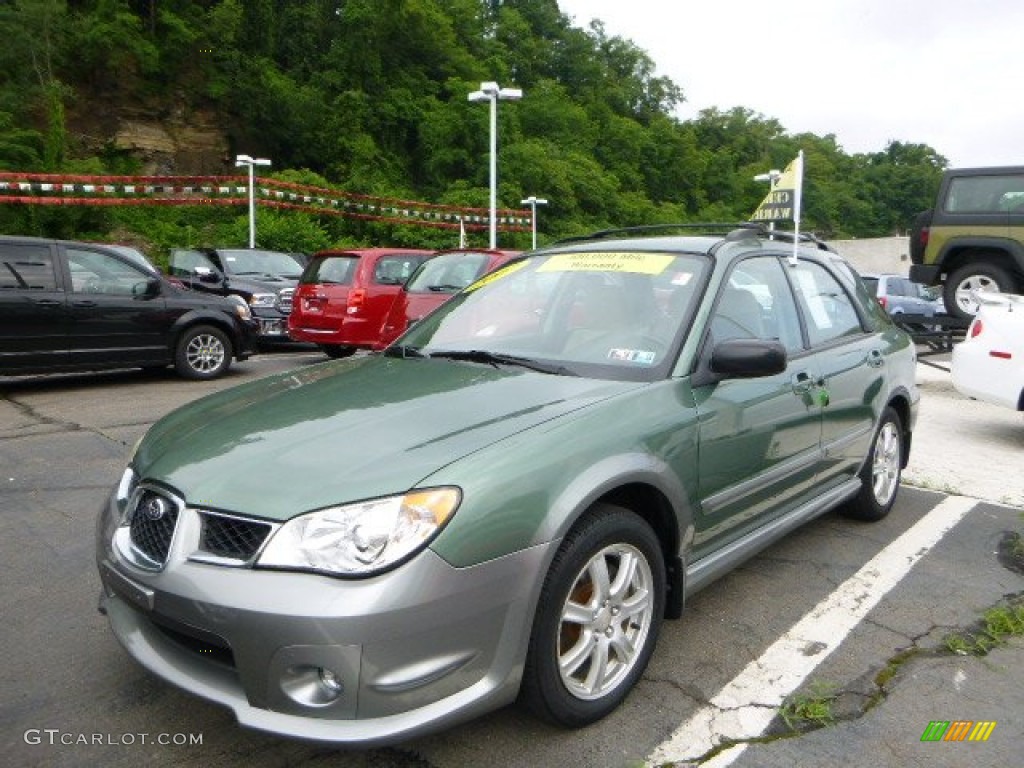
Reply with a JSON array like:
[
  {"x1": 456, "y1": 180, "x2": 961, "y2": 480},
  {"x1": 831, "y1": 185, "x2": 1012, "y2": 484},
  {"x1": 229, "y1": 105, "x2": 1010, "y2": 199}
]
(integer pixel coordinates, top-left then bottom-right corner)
[
  {"x1": 278, "y1": 288, "x2": 294, "y2": 314},
  {"x1": 129, "y1": 489, "x2": 180, "y2": 565},
  {"x1": 199, "y1": 511, "x2": 273, "y2": 561}
]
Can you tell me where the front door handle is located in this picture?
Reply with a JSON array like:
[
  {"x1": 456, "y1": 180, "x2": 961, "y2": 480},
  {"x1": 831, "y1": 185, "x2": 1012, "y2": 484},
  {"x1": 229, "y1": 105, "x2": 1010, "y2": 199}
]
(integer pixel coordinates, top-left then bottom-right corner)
[{"x1": 792, "y1": 371, "x2": 819, "y2": 394}]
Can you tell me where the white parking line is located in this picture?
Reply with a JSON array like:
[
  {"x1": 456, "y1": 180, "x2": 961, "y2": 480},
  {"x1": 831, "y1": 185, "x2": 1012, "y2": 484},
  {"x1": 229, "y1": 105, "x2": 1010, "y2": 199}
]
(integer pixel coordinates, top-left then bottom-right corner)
[{"x1": 647, "y1": 495, "x2": 978, "y2": 766}]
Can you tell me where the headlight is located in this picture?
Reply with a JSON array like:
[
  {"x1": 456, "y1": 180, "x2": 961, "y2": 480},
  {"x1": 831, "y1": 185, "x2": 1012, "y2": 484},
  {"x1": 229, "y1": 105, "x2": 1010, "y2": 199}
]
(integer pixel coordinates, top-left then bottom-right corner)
[
  {"x1": 249, "y1": 292, "x2": 277, "y2": 308},
  {"x1": 258, "y1": 488, "x2": 461, "y2": 577},
  {"x1": 227, "y1": 294, "x2": 253, "y2": 320}
]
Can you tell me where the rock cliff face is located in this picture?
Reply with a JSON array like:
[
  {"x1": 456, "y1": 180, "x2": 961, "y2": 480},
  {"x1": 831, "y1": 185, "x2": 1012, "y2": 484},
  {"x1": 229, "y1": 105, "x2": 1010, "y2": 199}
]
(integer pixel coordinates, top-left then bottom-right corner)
[
  {"x1": 112, "y1": 119, "x2": 229, "y2": 175},
  {"x1": 70, "y1": 101, "x2": 232, "y2": 175}
]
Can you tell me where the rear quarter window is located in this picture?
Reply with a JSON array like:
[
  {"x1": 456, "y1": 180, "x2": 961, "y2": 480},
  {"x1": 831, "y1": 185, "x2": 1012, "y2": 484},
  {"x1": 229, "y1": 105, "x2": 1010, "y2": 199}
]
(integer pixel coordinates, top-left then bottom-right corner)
[
  {"x1": 373, "y1": 255, "x2": 430, "y2": 285},
  {"x1": 0, "y1": 243, "x2": 58, "y2": 291}
]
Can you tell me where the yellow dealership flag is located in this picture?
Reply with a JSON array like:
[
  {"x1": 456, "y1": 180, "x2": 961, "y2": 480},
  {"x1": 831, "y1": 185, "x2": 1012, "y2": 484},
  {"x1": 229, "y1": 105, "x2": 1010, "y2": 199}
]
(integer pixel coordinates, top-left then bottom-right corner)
[
  {"x1": 751, "y1": 151, "x2": 804, "y2": 264},
  {"x1": 750, "y1": 151, "x2": 803, "y2": 224}
]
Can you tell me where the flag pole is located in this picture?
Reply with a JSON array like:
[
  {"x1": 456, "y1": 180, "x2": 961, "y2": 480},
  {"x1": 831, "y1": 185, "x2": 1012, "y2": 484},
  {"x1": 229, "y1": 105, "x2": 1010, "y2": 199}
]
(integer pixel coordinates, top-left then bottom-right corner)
[{"x1": 790, "y1": 150, "x2": 804, "y2": 266}]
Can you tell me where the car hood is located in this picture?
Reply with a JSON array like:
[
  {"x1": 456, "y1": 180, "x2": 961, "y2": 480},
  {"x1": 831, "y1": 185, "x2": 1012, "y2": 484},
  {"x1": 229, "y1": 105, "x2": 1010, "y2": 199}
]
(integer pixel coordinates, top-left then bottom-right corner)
[
  {"x1": 225, "y1": 274, "x2": 298, "y2": 293},
  {"x1": 135, "y1": 355, "x2": 640, "y2": 521}
]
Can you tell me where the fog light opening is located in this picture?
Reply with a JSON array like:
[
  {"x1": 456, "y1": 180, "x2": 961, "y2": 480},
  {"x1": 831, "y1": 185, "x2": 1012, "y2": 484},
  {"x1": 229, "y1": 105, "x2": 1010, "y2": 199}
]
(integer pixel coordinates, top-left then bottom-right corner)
[{"x1": 280, "y1": 664, "x2": 346, "y2": 707}]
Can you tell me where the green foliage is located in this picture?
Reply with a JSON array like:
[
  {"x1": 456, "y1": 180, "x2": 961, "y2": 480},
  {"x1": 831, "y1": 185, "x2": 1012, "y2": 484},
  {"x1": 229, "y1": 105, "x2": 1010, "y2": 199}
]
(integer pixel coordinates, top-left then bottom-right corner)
[{"x1": 0, "y1": 0, "x2": 948, "y2": 252}]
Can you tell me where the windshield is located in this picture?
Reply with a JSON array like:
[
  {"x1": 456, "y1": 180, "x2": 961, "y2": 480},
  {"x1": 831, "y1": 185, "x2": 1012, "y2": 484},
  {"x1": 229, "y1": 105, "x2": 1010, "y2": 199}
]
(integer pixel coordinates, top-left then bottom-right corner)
[
  {"x1": 218, "y1": 249, "x2": 304, "y2": 278},
  {"x1": 394, "y1": 250, "x2": 709, "y2": 381},
  {"x1": 406, "y1": 252, "x2": 492, "y2": 293}
]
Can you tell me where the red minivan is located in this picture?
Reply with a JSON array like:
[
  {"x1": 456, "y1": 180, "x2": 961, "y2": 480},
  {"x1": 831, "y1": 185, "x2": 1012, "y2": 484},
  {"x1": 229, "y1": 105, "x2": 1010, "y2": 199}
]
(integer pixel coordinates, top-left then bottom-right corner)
[
  {"x1": 288, "y1": 248, "x2": 434, "y2": 358},
  {"x1": 377, "y1": 249, "x2": 520, "y2": 349}
]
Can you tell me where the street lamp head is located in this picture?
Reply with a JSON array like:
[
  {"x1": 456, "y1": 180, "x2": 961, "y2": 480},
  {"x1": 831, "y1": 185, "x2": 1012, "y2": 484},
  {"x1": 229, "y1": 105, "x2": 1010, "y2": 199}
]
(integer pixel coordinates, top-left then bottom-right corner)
[
  {"x1": 498, "y1": 87, "x2": 523, "y2": 101},
  {"x1": 754, "y1": 169, "x2": 782, "y2": 183},
  {"x1": 235, "y1": 154, "x2": 272, "y2": 167},
  {"x1": 521, "y1": 196, "x2": 548, "y2": 206}
]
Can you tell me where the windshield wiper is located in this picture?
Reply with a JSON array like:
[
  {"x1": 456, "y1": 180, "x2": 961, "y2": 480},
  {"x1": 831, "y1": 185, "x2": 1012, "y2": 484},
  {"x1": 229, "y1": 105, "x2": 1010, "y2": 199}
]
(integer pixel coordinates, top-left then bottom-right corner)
[
  {"x1": 428, "y1": 349, "x2": 577, "y2": 376},
  {"x1": 427, "y1": 284, "x2": 466, "y2": 292}
]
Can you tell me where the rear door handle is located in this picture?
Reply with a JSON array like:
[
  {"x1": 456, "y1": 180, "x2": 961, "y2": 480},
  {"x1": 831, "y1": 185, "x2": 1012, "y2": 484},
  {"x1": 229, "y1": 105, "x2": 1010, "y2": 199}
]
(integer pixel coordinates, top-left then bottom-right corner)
[{"x1": 33, "y1": 299, "x2": 63, "y2": 308}]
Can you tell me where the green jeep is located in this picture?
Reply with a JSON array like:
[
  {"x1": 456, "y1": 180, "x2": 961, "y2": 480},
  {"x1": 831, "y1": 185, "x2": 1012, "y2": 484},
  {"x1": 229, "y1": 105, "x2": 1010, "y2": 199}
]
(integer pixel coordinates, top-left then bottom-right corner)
[{"x1": 909, "y1": 166, "x2": 1024, "y2": 319}]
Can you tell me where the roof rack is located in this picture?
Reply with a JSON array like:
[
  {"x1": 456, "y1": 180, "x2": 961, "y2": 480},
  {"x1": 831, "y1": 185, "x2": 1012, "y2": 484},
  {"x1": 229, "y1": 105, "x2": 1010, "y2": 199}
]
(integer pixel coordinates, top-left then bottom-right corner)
[
  {"x1": 724, "y1": 225, "x2": 835, "y2": 252},
  {"x1": 553, "y1": 222, "x2": 753, "y2": 244}
]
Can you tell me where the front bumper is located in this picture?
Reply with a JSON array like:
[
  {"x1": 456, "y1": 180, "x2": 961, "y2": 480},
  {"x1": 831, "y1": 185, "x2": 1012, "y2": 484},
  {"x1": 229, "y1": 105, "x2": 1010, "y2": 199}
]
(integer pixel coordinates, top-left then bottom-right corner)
[
  {"x1": 95, "y1": 494, "x2": 549, "y2": 745},
  {"x1": 251, "y1": 308, "x2": 293, "y2": 342}
]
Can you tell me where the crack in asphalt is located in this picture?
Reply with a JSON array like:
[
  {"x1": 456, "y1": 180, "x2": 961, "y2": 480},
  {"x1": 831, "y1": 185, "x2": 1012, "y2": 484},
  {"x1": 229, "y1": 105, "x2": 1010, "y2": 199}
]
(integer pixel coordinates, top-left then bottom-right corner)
[{"x1": 2, "y1": 393, "x2": 142, "y2": 448}]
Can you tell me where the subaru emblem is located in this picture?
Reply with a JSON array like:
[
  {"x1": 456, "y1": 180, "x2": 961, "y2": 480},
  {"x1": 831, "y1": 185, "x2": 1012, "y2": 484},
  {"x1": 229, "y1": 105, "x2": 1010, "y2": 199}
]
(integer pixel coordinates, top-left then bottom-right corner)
[{"x1": 142, "y1": 496, "x2": 169, "y2": 521}]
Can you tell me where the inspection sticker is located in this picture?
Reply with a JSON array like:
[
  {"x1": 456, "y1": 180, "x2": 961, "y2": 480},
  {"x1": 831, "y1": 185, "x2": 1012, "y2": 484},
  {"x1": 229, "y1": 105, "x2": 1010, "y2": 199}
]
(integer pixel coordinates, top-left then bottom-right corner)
[{"x1": 538, "y1": 252, "x2": 674, "y2": 275}]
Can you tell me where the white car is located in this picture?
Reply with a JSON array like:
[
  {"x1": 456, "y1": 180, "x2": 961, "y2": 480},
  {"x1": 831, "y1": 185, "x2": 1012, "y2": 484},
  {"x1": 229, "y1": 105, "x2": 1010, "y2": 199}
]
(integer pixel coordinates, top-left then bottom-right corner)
[{"x1": 951, "y1": 292, "x2": 1024, "y2": 411}]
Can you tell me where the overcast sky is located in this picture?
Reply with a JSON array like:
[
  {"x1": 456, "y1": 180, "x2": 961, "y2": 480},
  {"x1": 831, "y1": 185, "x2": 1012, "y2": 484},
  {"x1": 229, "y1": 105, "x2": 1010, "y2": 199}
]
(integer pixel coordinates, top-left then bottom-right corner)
[{"x1": 557, "y1": 0, "x2": 1021, "y2": 168}]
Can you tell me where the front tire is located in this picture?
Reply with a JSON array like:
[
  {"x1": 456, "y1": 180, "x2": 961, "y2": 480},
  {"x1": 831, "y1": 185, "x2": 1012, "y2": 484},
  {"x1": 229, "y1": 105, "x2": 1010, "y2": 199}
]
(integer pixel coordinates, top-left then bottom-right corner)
[
  {"x1": 519, "y1": 504, "x2": 665, "y2": 727},
  {"x1": 943, "y1": 262, "x2": 1015, "y2": 320},
  {"x1": 174, "y1": 325, "x2": 232, "y2": 380},
  {"x1": 841, "y1": 406, "x2": 902, "y2": 521}
]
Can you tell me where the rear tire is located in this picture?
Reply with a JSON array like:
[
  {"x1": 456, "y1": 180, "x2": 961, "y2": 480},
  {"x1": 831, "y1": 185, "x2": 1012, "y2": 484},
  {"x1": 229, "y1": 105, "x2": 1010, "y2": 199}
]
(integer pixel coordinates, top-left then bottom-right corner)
[
  {"x1": 174, "y1": 325, "x2": 232, "y2": 380},
  {"x1": 519, "y1": 504, "x2": 665, "y2": 727},
  {"x1": 943, "y1": 262, "x2": 1015, "y2": 320},
  {"x1": 841, "y1": 407, "x2": 902, "y2": 522},
  {"x1": 320, "y1": 344, "x2": 356, "y2": 359}
]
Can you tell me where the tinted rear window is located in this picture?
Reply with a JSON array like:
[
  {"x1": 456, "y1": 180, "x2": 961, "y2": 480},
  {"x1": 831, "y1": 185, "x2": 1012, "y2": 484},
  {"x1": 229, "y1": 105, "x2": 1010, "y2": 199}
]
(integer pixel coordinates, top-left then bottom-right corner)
[{"x1": 301, "y1": 256, "x2": 358, "y2": 285}]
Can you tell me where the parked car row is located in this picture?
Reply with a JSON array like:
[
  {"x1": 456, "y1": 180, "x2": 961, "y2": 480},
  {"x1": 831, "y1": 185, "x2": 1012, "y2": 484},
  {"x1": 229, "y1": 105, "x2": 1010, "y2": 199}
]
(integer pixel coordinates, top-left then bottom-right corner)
[
  {"x1": 1, "y1": 236, "x2": 525, "y2": 381},
  {"x1": 288, "y1": 247, "x2": 520, "y2": 357}
]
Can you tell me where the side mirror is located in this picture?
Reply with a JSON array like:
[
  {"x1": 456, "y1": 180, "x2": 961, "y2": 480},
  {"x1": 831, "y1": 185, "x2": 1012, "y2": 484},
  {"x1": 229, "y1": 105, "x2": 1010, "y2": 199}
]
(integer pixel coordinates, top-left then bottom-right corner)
[
  {"x1": 710, "y1": 338, "x2": 787, "y2": 379},
  {"x1": 193, "y1": 266, "x2": 222, "y2": 284},
  {"x1": 136, "y1": 278, "x2": 161, "y2": 298}
]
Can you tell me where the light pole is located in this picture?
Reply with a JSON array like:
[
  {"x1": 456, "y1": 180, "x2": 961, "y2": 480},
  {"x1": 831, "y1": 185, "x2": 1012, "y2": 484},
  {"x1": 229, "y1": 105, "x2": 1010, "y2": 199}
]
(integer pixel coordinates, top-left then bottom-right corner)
[
  {"x1": 520, "y1": 196, "x2": 548, "y2": 250},
  {"x1": 468, "y1": 81, "x2": 522, "y2": 249},
  {"x1": 235, "y1": 154, "x2": 271, "y2": 248},
  {"x1": 754, "y1": 168, "x2": 781, "y2": 233}
]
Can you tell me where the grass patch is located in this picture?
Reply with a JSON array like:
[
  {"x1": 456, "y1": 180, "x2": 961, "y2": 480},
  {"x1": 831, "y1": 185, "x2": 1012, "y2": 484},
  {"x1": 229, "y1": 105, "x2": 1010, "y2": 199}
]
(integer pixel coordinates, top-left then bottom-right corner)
[
  {"x1": 779, "y1": 681, "x2": 839, "y2": 731},
  {"x1": 943, "y1": 602, "x2": 1024, "y2": 656}
]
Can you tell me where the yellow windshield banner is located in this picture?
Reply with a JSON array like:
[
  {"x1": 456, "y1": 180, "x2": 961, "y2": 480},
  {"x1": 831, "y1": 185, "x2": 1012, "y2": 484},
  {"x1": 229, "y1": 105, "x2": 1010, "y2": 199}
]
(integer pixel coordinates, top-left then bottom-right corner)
[
  {"x1": 464, "y1": 259, "x2": 529, "y2": 292},
  {"x1": 537, "y1": 252, "x2": 674, "y2": 274}
]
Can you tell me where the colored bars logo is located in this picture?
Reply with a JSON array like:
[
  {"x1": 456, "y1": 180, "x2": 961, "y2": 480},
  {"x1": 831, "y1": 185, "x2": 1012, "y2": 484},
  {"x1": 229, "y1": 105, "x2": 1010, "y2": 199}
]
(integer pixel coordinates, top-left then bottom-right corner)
[{"x1": 921, "y1": 721, "x2": 997, "y2": 742}]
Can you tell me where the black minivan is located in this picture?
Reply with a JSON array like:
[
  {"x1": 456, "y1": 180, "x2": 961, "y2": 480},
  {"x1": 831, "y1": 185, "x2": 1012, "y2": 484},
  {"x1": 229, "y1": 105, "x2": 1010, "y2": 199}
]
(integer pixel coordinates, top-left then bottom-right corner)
[{"x1": 0, "y1": 236, "x2": 258, "y2": 380}]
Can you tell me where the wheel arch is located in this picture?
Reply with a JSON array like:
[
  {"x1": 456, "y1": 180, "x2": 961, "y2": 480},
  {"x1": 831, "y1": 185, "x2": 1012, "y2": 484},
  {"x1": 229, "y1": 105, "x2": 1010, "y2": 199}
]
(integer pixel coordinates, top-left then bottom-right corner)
[
  {"x1": 543, "y1": 455, "x2": 693, "y2": 621},
  {"x1": 885, "y1": 389, "x2": 914, "y2": 468},
  {"x1": 170, "y1": 310, "x2": 241, "y2": 354},
  {"x1": 937, "y1": 240, "x2": 1024, "y2": 284}
]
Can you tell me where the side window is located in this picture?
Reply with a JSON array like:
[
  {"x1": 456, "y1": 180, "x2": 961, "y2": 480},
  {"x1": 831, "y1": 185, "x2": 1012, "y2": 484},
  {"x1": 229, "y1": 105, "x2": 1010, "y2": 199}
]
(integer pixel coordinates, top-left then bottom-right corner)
[
  {"x1": 169, "y1": 249, "x2": 215, "y2": 277},
  {"x1": 712, "y1": 257, "x2": 804, "y2": 353},
  {"x1": 66, "y1": 248, "x2": 151, "y2": 296},
  {"x1": 0, "y1": 243, "x2": 58, "y2": 291},
  {"x1": 946, "y1": 174, "x2": 1024, "y2": 213},
  {"x1": 789, "y1": 261, "x2": 864, "y2": 347},
  {"x1": 373, "y1": 256, "x2": 425, "y2": 285}
]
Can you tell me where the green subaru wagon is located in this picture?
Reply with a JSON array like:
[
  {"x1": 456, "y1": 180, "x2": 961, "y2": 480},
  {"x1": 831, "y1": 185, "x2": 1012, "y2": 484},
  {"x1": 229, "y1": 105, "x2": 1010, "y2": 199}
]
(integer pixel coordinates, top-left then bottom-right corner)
[{"x1": 96, "y1": 226, "x2": 918, "y2": 745}]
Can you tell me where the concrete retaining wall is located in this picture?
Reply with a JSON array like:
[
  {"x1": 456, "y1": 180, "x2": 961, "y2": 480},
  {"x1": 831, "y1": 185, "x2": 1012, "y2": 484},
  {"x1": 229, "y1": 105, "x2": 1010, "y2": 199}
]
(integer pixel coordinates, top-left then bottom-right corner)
[{"x1": 825, "y1": 236, "x2": 911, "y2": 276}]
